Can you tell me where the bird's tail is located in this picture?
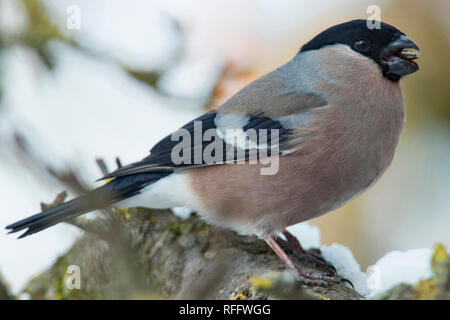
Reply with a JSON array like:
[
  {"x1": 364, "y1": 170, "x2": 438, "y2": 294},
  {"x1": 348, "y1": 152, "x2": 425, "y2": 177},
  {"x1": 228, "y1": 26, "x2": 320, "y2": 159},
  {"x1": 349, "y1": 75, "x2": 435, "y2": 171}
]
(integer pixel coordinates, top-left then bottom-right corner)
[{"x1": 6, "y1": 171, "x2": 172, "y2": 238}]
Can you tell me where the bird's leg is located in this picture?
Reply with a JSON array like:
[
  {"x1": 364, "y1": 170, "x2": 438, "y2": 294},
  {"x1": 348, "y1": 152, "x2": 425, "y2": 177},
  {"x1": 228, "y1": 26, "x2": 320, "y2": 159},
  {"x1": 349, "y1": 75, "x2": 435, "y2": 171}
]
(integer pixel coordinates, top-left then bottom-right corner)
[
  {"x1": 282, "y1": 229, "x2": 336, "y2": 274},
  {"x1": 264, "y1": 236, "x2": 352, "y2": 288}
]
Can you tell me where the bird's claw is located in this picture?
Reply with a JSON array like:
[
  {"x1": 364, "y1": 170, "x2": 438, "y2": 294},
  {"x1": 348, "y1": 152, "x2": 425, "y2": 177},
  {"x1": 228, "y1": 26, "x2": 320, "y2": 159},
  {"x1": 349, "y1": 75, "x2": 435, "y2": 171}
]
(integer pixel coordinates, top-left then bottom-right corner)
[
  {"x1": 339, "y1": 276, "x2": 354, "y2": 290},
  {"x1": 295, "y1": 270, "x2": 354, "y2": 289}
]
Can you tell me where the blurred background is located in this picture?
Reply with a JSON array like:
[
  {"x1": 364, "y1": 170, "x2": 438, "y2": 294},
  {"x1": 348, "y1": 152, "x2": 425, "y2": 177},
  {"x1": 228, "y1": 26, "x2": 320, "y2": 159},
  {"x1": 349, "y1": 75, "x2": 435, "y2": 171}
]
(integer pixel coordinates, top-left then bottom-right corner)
[{"x1": 0, "y1": 0, "x2": 448, "y2": 294}]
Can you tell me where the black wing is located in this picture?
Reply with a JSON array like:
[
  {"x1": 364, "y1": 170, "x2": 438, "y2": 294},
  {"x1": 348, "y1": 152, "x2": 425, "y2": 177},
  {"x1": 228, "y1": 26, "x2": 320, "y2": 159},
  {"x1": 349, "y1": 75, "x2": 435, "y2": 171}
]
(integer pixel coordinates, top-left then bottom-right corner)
[{"x1": 100, "y1": 111, "x2": 292, "y2": 179}]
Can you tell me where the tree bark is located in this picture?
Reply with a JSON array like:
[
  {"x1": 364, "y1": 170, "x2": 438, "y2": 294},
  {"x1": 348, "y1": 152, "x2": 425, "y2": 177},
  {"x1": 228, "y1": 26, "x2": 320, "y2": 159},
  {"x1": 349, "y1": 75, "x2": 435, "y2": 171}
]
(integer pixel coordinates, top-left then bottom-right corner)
[{"x1": 23, "y1": 208, "x2": 364, "y2": 300}]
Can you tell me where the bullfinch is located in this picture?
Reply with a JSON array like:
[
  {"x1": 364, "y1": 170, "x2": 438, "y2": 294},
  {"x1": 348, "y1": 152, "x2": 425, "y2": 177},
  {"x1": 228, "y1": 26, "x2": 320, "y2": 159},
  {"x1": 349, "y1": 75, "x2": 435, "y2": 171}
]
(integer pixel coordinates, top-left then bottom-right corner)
[{"x1": 6, "y1": 19, "x2": 420, "y2": 286}]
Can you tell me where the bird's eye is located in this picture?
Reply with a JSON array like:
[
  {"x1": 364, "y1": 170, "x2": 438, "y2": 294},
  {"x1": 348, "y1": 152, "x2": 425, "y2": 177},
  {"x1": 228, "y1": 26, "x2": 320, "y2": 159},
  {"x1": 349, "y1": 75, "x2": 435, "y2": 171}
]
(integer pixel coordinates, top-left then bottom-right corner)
[{"x1": 353, "y1": 39, "x2": 370, "y2": 52}]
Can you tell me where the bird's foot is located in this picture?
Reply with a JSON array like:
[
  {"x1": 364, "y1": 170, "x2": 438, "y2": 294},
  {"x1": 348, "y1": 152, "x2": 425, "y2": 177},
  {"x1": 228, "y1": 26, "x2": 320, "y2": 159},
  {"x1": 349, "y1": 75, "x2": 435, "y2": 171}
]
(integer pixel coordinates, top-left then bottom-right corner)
[
  {"x1": 266, "y1": 233, "x2": 354, "y2": 289},
  {"x1": 292, "y1": 267, "x2": 354, "y2": 289}
]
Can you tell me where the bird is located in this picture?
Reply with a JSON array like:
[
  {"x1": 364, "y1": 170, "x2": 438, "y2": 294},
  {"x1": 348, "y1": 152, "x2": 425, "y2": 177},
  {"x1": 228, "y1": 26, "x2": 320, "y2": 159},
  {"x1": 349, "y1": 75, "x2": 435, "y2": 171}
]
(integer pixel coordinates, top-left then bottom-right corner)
[{"x1": 6, "y1": 19, "x2": 420, "y2": 286}]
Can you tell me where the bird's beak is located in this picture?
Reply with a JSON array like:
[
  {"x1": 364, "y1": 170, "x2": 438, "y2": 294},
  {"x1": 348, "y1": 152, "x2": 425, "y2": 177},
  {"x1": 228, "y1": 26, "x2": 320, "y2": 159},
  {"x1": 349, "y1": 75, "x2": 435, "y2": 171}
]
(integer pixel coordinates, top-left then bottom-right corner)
[{"x1": 382, "y1": 35, "x2": 420, "y2": 77}]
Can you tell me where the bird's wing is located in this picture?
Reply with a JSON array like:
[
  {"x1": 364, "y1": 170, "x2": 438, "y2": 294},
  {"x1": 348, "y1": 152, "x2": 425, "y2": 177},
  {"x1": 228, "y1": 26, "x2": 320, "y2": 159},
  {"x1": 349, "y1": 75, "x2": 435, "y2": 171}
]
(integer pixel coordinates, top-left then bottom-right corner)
[{"x1": 101, "y1": 72, "x2": 327, "y2": 179}]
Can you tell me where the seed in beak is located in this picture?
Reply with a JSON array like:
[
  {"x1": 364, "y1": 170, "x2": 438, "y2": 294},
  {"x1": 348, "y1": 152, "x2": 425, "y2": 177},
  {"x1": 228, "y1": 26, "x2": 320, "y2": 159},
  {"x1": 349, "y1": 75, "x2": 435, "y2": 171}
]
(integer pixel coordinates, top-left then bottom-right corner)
[{"x1": 398, "y1": 48, "x2": 420, "y2": 61}]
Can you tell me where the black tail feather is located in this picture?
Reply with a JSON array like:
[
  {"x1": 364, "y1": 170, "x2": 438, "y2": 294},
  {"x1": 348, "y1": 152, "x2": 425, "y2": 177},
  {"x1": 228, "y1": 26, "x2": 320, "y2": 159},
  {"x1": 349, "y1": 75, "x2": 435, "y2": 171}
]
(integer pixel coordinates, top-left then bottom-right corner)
[
  {"x1": 10, "y1": 198, "x2": 92, "y2": 238},
  {"x1": 6, "y1": 171, "x2": 172, "y2": 238}
]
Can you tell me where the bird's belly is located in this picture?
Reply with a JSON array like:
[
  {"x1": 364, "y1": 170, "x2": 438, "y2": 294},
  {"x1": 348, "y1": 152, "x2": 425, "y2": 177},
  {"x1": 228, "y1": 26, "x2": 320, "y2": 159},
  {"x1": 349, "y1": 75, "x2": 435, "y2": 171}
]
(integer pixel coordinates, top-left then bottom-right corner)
[{"x1": 187, "y1": 142, "x2": 397, "y2": 236}]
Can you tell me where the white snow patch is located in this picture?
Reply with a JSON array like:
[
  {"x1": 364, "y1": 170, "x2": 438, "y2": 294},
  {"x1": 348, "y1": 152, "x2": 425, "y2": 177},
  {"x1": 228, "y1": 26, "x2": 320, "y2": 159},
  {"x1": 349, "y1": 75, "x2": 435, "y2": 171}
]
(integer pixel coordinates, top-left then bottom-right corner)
[
  {"x1": 366, "y1": 248, "x2": 433, "y2": 298},
  {"x1": 171, "y1": 206, "x2": 193, "y2": 220},
  {"x1": 320, "y1": 245, "x2": 434, "y2": 297}
]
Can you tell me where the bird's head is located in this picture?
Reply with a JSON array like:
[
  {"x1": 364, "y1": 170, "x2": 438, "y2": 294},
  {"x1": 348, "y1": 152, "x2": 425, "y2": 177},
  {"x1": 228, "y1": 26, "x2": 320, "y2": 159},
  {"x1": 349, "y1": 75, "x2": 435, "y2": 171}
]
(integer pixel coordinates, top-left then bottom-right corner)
[{"x1": 300, "y1": 19, "x2": 420, "y2": 82}]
